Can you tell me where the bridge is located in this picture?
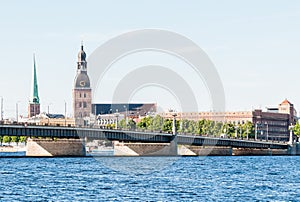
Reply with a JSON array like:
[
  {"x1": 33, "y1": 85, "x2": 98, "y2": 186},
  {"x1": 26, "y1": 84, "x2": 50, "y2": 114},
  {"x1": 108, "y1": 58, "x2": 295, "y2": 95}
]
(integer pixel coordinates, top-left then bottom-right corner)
[{"x1": 0, "y1": 124, "x2": 289, "y2": 150}]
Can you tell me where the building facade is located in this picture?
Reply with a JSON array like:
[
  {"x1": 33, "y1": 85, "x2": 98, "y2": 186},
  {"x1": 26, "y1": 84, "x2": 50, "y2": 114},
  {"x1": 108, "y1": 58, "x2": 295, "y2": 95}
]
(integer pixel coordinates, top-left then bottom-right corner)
[
  {"x1": 92, "y1": 103, "x2": 157, "y2": 118},
  {"x1": 160, "y1": 99, "x2": 297, "y2": 141},
  {"x1": 72, "y1": 44, "x2": 92, "y2": 126}
]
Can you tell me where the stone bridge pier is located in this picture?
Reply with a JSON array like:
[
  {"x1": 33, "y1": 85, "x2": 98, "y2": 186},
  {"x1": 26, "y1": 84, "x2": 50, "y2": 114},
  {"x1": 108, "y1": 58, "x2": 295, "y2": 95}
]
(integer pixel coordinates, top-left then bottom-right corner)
[
  {"x1": 113, "y1": 136, "x2": 178, "y2": 156},
  {"x1": 26, "y1": 138, "x2": 86, "y2": 157},
  {"x1": 288, "y1": 143, "x2": 300, "y2": 155}
]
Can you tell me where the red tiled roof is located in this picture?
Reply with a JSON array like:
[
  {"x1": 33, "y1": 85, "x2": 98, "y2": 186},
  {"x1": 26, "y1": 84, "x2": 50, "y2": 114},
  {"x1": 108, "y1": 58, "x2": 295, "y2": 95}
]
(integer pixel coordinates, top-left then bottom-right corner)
[{"x1": 281, "y1": 99, "x2": 291, "y2": 105}]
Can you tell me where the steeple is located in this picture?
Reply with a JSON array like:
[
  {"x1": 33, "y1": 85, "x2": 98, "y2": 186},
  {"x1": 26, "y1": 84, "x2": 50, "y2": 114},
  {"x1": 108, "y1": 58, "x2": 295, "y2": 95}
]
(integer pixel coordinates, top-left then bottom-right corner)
[
  {"x1": 73, "y1": 42, "x2": 92, "y2": 126},
  {"x1": 77, "y1": 42, "x2": 87, "y2": 71},
  {"x1": 30, "y1": 54, "x2": 40, "y2": 104},
  {"x1": 28, "y1": 54, "x2": 40, "y2": 118}
]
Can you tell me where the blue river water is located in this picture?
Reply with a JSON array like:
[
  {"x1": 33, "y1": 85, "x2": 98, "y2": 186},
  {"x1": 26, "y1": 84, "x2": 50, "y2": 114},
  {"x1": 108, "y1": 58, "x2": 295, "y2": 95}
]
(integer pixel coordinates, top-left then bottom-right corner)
[{"x1": 0, "y1": 155, "x2": 299, "y2": 201}]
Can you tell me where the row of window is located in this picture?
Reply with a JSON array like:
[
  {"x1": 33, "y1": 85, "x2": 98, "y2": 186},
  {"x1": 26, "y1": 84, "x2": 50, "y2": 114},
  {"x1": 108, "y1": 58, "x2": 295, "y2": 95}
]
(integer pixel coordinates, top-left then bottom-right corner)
[
  {"x1": 77, "y1": 112, "x2": 89, "y2": 117},
  {"x1": 256, "y1": 121, "x2": 288, "y2": 127},
  {"x1": 79, "y1": 93, "x2": 88, "y2": 98},
  {"x1": 77, "y1": 102, "x2": 88, "y2": 108},
  {"x1": 97, "y1": 119, "x2": 117, "y2": 125},
  {"x1": 259, "y1": 128, "x2": 288, "y2": 133}
]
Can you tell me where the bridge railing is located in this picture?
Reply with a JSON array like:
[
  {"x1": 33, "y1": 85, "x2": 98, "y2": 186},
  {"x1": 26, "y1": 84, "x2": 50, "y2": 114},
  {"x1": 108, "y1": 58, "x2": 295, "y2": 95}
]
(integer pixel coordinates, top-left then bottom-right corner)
[{"x1": 0, "y1": 122, "x2": 291, "y2": 144}]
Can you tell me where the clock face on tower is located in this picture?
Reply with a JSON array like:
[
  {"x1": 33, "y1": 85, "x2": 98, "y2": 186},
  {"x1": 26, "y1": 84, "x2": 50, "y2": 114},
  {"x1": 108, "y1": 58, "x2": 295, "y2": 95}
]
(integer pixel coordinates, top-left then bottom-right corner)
[{"x1": 79, "y1": 81, "x2": 86, "y2": 87}]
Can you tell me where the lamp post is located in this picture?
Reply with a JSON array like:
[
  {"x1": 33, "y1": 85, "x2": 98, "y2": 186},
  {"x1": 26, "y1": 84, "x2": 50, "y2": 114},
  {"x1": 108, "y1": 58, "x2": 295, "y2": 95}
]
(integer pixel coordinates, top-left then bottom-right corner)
[
  {"x1": 64, "y1": 101, "x2": 67, "y2": 127},
  {"x1": 171, "y1": 111, "x2": 177, "y2": 135},
  {"x1": 255, "y1": 122, "x2": 259, "y2": 141},
  {"x1": 239, "y1": 125, "x2": 242, "y2": 139},
  {"x1": 123, "y1": 105, "x2": 128, "y2": 129},
  {"x1": 223, "y1": 123, "x2": 227, "y2": 138},
  {"x1": 246, "y1": 125, "x2": 249, "y2": 140},
  {"x1": 16, "y1": 101, "x2": 20, "y2": 123},
  {"x1": 289, "y1": 124, "x2": 294, "y2": 145},
  {"x1": 114, "y1": 109, "x2": 120, "y2": 130},
  {"x1": 47, "y1": 103, "x2": 53, "y2": 115},
  {"x1": 235, "y1": 125, "x2": 238, "y2": 139},
  {"x1": 1, "y1": 96, "x2": 3, "y2": 121}
]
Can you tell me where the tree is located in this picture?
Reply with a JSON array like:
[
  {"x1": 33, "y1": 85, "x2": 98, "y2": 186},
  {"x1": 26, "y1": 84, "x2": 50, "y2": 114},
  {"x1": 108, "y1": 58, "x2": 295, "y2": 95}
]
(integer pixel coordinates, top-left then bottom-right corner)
[
  {"x1": 293, "y1": 122, "x2": 300, "y2": 137},
  {"x1": 119, "y1": 119, "x2": 126, "y2": 129},
  {"x1": 127, "y1": 119, "x2": 136, "y2": 130},
  {"x1": 242, "y1": 121, "x2": 255, "y2": 138},
  {"x1": 212, "y1": 122, "x2": 223, "y2": 137},
  {"x1": 106, "y1": 123, "x2": 115, "y2": 129},
  {"x1": 19, "y1": 136, "x2": 27, "y2": 143},
  {"x1": 152, "y1": 115, "x2": 163, "y2": 131},
  {"x1": 195, "y1": 120, "x2": 205, "y2": 135},
  {"x1": 11, "y1": 136, "x2": 20, "y2": 145},
  {"x1": 3, "y1": 136, "x2": 12, "y2": 145},
  {"x1": 162, "y1": 119, "x2": 173, "y2": 133},
  {"x1": 186, "y1": 120, "x2": 196, "y2": 134},
  {"x1": 223, "y1": 123, "x2": 235, "y2": 137},
  {"x1": 137, "y1": 116, "x2": 153, "y2": 130}
]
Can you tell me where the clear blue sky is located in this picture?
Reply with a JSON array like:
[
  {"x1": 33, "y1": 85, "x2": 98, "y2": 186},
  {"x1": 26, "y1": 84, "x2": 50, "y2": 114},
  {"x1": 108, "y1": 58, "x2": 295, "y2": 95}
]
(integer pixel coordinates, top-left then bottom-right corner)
[{"x1": 0, "y1": 0, "x2": 299, "y2": 118}]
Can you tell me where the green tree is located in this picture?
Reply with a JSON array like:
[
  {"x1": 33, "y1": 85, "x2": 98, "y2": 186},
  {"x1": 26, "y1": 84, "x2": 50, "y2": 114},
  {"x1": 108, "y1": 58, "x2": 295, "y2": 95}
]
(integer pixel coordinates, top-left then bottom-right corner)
[
  {"x1": 11, "y1": 136, "x2": 20, "y2": 145},
  {"x1": 137, "y1": 116, "x2": 153, "y2": 130},
  {"x1": 162, "y1": 119, "x2": 173, "y2": 133},
  {"x1": 179, "y1": 119, "x2": 190, "y2": 133},
  {"x1": 127, "y1": 119, "x2": 136, "y2": 130},
  {"x1": 152, "y1": 115, "x2": 163, "y2": 131},
  {"x1": 106, "y1": 123, "x2": 115, "y2": 129},
  {"x1": 242, "y1": 121, "x2": 255, "y2": 138},
  {"x1": 223, "y1": 123, "x2": 235, "y2": 137},
  {"x1": 186, "y1": 120, "x2": 196, "y2": 134},
  {"x1": 119, "y1": 119, "x2": 126, "y2": 129},
  {"x1": 293, "y1": 122, "x2": 300, "y2": 137},
  {"x1": 195, "y1": 120, "x2": 205, "y2": 135},
  {"x1": 19, "y1": 136, "x2": 27, "y2": 143},
  {"x1": 3, "y1": 136, "x2": 12, "y2": 145},
  {"x1": 212, "y1": 122, "x2": 223, "y2": 137}
]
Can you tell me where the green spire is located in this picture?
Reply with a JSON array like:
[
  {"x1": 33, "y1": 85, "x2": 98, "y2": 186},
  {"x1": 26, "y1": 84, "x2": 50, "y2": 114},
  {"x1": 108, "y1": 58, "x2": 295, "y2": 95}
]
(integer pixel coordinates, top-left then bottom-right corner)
[{"x1": 30, "y1": 54, "x2": 39, "y2": 104}]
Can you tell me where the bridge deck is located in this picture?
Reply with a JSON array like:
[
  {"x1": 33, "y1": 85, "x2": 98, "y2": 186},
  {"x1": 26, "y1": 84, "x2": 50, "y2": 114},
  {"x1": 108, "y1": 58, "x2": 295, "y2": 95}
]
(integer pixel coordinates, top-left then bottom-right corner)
[{"x1": 0, "y1": 125, "x2": 289, "y2": 149}]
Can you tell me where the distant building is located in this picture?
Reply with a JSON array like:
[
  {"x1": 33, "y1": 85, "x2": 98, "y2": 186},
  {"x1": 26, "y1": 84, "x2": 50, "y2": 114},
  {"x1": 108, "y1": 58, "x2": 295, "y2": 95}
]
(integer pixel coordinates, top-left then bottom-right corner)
[
  {"x1": 28, "y1": 55, "x2": 40, "y2": 118},
  {"x1": 160, "y1": 99, "x2": 297, "y2": 141},
  {"x1": 72, "y1": 44, "x2": 92, "y2": 126},
  {"x1": 92, "y1": 103, "x2": 156, "y2": 127},
  {"x1": 19, "y1": 112, "x2": 75, "y2": 127},
  {"x1": 92, "y1": 103, "x2": 157, "y2": 118},
  {"x1": 96, "y1": 114, "x2": 125, "y2": 127}
]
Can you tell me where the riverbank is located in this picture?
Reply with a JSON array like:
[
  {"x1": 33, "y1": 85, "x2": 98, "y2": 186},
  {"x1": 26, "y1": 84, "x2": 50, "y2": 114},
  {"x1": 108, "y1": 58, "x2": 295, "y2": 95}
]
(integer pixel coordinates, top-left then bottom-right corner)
[{"x1": 0, "y1": 145, "x2": 26, "y2": 152}]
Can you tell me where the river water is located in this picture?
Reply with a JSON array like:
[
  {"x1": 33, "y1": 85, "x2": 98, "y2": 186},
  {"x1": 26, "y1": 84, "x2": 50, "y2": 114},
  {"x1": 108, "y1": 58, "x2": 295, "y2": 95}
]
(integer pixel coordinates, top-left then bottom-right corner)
[{"x1": 0, "y1": 155, "x2": 299, "y2": 201}]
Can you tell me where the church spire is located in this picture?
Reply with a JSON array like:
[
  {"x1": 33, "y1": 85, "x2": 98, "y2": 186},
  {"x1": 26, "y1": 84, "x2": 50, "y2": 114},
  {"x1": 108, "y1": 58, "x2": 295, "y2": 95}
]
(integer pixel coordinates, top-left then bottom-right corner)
[
  {"x1": 30, "y1": 54, "x2": 40, "y2": 104},
  {"x1": 77, "y1": 42, "x2": 87, "y2": 71}
]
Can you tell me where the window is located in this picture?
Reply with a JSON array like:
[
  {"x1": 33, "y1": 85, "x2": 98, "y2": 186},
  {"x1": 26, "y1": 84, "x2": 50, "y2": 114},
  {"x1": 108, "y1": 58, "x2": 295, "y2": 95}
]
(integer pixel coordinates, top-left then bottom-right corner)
[
  {"x1": 83, "y1": 102, "x2": 87, "y2": 108},
  {"x1": 79, "y1": 93, "x2": 81, "y2": 98},
  {"x1": 79, "y1": 102, "x2": 82, "y2": 108},
  {"x1": 84, "y1": 93, "x2": 86, "y2": 98}
]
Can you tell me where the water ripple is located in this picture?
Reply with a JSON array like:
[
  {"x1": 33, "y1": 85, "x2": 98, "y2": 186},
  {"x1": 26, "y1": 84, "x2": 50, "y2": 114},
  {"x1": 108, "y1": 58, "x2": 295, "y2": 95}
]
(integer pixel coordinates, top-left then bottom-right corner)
[{"x1": 0, "y1": 156, "x2": 299, "y2": 201}]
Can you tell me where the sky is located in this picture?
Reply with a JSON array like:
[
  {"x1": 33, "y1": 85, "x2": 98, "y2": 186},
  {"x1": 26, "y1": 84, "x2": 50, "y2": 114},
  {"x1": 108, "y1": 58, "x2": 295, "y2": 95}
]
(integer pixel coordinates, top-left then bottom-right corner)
[{"x1": 0, "y1": 0, "x2": 299, "y2": 118}]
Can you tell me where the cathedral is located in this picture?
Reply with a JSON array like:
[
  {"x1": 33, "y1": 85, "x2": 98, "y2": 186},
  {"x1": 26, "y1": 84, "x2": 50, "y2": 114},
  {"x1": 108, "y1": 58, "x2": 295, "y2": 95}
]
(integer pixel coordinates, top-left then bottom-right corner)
[{"x1": 72, "y1": 44, "x2": 92, "y2": 126}]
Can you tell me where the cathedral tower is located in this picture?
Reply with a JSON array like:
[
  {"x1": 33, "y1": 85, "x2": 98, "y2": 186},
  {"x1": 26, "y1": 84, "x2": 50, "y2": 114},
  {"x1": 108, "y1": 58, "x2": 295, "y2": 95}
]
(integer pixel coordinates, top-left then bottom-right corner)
[
  {"x1": 72, "y1": 43, "x2": 92, "y2": 126},
  {"x1": 28, "y1": 54, "x2": 40, "y2": 118}
]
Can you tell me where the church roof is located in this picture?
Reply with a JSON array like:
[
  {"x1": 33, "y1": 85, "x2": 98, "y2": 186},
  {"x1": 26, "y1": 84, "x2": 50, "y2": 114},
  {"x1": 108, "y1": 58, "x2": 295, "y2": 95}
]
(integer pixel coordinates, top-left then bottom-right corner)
[
  {"x1": 78, "y1": 45, "x2": 86, "y2": 62},
  {"x1": 30, "y1": 54, "x2": 40, "y2": 104},
  {"x1": 74, "y1": 71, "x2": 91, "y2": 88},
  {"x1": 281, "y1": 99, "x2": 292, "y2": 105}
]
